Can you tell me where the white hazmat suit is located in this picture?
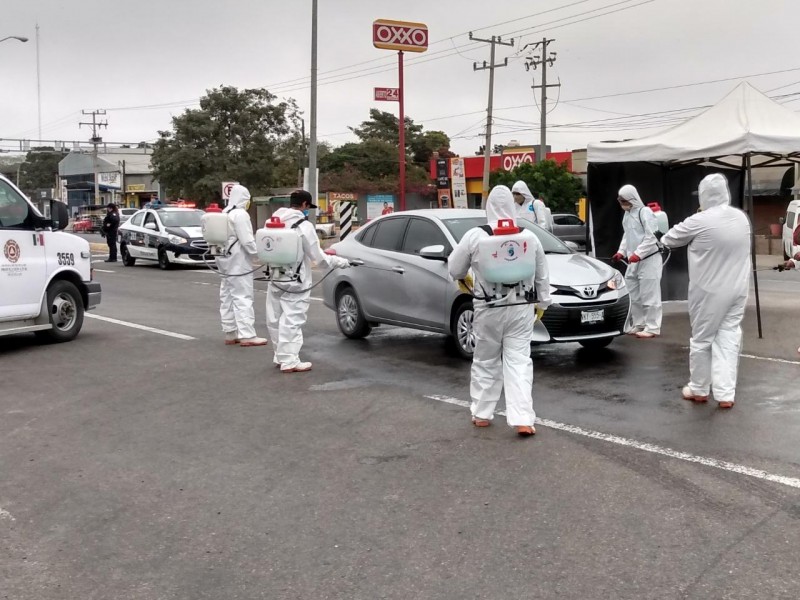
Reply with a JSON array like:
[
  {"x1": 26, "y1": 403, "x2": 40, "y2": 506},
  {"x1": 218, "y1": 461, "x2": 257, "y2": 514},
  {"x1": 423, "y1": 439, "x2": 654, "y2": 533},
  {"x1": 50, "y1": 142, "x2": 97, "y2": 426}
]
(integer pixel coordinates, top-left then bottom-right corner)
[
  {"x1": 511, "y1": 180, "x2": 551, "y2": 231},
  {"x1": 216, "y1": 184, "x2": 265, "y2": 345},
  {"x1": 661, "y1": 173, "x2": 751, "y2": 406},
  {"x1": 448, "y1": 185, "x2": 551, "y2": 432},
  {"x1": 616, "y1": 185, "x2": 663, "y2": 336},
  {"x1": 267, "y1": 206, "x2": 349, "y2": 372}
]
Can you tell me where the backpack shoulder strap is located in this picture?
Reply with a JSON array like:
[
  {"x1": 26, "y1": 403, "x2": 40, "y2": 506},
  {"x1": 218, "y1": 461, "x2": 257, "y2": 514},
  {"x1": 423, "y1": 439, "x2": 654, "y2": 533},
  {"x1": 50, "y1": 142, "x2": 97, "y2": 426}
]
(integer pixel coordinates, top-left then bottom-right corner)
[
  {"x1": 479, "y1": 224, "x2": 493, "y2": 236},
  {"x1": 291, "y1": 216, "x2": 309, "y2": 229}
]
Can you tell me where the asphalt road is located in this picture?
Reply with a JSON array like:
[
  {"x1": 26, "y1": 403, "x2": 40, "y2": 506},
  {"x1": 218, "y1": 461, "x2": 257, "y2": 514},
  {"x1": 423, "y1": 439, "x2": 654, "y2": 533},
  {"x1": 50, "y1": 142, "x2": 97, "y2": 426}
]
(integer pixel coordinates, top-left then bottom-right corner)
[{"x1": 2, "y1": 254, "x2": 800, "y2": 600}]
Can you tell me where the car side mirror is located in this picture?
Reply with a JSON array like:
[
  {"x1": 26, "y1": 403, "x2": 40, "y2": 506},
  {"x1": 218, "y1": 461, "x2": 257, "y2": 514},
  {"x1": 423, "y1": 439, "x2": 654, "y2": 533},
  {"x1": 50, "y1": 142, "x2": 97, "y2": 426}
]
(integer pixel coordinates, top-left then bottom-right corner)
[
  {"x1": 50, "y1": 201, "x2": 69, "y2": 231},
  {"x1": 419, "y1": 244, "x2": 448, "y2": 261},
  {"x1": 564, "y1": 241, "x2": 579, "y2": 251},
  {"x1": 144, "y1": 222, "x2": 157, "y2": 231},
  {"x1": 779, "y1": 217, "x2": 785, "y2": 225}
]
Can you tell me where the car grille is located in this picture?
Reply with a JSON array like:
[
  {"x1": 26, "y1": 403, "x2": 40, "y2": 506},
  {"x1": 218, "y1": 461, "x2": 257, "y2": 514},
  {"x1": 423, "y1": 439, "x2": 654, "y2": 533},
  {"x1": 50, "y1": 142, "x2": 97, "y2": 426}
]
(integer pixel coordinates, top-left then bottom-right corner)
[
  {"x1": 541, "y1": 294, "x2": 630, "y2": 339},
  {"x1": 190, "y1": 239, "x2": 209, "y2": 250},
  {"x1": 552, "y1": 282, "x2": 609, "y2": 299}
]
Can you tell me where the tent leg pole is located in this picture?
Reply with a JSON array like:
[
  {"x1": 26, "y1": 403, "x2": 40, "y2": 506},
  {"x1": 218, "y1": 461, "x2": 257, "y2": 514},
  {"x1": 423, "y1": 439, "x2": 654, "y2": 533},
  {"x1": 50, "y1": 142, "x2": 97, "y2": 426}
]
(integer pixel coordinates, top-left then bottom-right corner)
[{"x1": 745, "y1": 154, "x2": 763, "y2": 339}]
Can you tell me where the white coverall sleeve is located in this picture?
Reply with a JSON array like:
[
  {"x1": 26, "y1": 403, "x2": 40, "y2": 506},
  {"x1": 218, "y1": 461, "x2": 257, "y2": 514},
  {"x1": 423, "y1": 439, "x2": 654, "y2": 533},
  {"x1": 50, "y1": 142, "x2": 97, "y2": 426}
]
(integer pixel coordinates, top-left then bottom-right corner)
[
  {"x1": 633, "y1": 209, "x2": 660, "y2": 258},
  {"x1": 232, "y1": 211, "x2": 258, "y2": 258},
  {"x1": 661, "y1": 215, "x2": 701, "y2": 249},
  {"x1": 299, "y1": 221, "x2": 348, "y2": 269},
  {"x1": 617, "y1": 233, "x2": 627, "y2": 256},
  {"x1": 448, "y1": 230, "x2": 476, "y2": 280},
  {"x1": 533, "y1": 242, "x2": 551, "y2": 309}
]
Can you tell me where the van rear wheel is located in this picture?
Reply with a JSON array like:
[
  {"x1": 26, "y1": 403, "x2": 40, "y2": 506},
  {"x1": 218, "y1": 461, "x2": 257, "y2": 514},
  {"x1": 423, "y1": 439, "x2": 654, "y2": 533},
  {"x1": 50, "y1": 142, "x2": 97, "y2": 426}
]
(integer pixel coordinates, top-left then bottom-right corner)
[{"x1": 35, "y1": 280, "x2": 84, "y2": 343}]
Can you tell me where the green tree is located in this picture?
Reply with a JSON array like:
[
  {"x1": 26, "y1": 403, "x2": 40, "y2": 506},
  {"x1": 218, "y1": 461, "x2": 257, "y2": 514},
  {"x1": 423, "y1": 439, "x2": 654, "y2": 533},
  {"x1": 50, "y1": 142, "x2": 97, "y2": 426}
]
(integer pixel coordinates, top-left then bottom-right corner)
[
  {"x1": 490, "y1": 159, "x2": 583, "y2": 214},
  {"x1": 151, "y1": 86, "x2": 301, "y2": 202},
  {"x1": 18, "y1": 147, "x2": 68, "y2": 194}
]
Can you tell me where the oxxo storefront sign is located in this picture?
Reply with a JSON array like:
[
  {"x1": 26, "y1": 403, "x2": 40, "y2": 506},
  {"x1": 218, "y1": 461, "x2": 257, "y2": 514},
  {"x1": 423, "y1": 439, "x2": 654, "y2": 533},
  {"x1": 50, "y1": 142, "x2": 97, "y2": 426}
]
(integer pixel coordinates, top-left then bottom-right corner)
[{"x1": 502, "y1": 152, "x2": 535, "y2": 170}]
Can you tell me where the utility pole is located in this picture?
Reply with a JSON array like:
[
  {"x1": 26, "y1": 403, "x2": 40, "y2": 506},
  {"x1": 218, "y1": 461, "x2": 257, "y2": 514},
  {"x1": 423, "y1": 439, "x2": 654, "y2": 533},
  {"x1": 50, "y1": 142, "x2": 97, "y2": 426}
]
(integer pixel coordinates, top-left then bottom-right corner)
[
  {"x1": 525, "y1": 38, "x2": 559, "y2": 163},
  {"x1": 470, "y1": 33, "x2": 513, "y2": 202},
  {"x1": 308, "y1": 0, "x2": 318, "y2": 204},
  {"x1": 79, "y1": 110, "x2": 108, "y2": 205},
  {"x1": 36, "y1": 23, "x2": 42, "y2": 140}
]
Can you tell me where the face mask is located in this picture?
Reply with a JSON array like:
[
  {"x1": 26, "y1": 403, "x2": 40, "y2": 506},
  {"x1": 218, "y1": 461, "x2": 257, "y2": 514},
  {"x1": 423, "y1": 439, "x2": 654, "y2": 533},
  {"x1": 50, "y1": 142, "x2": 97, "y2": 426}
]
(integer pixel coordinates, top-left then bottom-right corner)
[{"x1": 302, "y1": 209, "x2": 309, "y2": 217}]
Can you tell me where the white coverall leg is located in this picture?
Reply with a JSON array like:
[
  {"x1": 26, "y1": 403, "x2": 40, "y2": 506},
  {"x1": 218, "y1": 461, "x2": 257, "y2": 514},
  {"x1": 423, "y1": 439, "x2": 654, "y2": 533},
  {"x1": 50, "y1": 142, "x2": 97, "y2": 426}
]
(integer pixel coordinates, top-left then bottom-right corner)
[
  {"x1": 625, "y1": 258, "x2": 662, "y2": 335},
  {"x1": 219, "y1": 269, "x2": 256, "y2": 339},
  {"x1": 267, "y1": 283, "x2": 311, "y2": 368},
  {"x1": 471, "y1": 304, "x2": 537, "y2": 427},
  {"x1": 688, "y1": 291, "x2": 746, "y2": 403}
]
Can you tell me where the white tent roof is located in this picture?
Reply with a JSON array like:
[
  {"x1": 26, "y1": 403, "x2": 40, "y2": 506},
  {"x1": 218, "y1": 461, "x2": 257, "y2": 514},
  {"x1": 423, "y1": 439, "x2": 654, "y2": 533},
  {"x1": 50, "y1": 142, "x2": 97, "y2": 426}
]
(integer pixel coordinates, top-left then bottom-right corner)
[{"x1": 587, "y1": 82, "x2": 800, "y2": 163}]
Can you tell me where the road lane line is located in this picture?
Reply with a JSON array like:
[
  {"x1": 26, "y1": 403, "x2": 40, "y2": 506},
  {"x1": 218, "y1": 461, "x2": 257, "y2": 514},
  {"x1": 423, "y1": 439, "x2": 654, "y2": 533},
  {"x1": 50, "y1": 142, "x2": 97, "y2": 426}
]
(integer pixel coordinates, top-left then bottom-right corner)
[
  {"x1": 93, "y1": 269, "x2": 115, "y2": 273},
  {"x1": 681, "y1": 347, "x2": 800, "y2": 366},
  {"x1": 86, "y1": 314, "x2": 196, "y2": 340},
  {"x1": 424, "y1": 394, "x2": 800, "y2": 490}
]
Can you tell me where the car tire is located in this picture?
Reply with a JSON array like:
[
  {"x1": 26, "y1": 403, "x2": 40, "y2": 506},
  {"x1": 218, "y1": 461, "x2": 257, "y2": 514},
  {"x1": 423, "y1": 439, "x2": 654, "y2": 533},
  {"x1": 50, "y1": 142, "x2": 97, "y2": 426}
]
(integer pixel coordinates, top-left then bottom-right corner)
[
  {"x1": 578, "y1": 337, "x2": 614, "y2": 350},
  {"x1": 335, "y1": 286, "x2": 372, "y2": 339},
  {"x1": 158, "y1": 249, "x2": 172, "y2": 270},
  {"x1": 448, "y1": 300, "x2": 475, "y2": 360},
  {"x1": 34, "y1": 280, "x2": 85, "y2": 343},
  {"x1": 121, "y1": 244, "x2": 136, "y2": 267}
]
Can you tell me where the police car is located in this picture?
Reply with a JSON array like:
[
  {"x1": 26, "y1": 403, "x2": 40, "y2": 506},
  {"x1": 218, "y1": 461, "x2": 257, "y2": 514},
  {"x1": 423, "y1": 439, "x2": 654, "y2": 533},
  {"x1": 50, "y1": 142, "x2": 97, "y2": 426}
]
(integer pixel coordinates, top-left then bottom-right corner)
[
  {"x1": 118, "y1": 207, "x2": 209, "y2": 269},
  {"x1": 0, "y1": 174, "x2": 101, "y2": 342}
]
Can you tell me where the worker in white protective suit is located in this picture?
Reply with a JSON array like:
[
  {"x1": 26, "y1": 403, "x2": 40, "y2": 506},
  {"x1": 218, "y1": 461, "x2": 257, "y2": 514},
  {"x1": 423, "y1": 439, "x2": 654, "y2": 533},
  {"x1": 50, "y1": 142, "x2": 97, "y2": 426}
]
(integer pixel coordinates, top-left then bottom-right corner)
[
  {"x1": 612, "y1": 184, "x2": 663, "y2": 338},
  {"x1": 660, "y1": 173, "x2": 751, "y2": 409},
  {"x1": 511, "y1": 180, "x2": 551, "y2": 231},
  {"x1": 448, "y1": 185, "x2": 551, "y2": 437},
  {"x1": 267, "y1": 190, "x2": 350, "y2": 373},
  {"x1": 783, "y1": 252, "x2": 800, "y2": 354},
  {"x1": 216, "y1": 184, "x2": 268, "y2": 347}
]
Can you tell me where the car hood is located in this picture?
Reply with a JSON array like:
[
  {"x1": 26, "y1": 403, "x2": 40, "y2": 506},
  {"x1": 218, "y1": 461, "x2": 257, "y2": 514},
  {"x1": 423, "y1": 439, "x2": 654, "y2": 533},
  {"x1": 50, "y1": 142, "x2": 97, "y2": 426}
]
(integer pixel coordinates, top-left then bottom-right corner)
[
  {"x1": 166, "y1": 226, "x2": 203, "y2": 239},
  {"x1": 546, "y1": 253, "x2": 615, "y2": 286}
]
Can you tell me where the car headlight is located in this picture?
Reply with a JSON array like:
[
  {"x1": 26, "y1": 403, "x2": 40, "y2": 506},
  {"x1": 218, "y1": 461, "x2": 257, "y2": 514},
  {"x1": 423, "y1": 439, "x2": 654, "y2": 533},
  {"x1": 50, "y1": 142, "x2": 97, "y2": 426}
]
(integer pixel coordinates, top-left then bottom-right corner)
[
  {"x1": 168, "y1": 235, "x2": 187, "y2": 245},
  {"x1": 607, "y1": 271, "x2": 626, "y2": 290}
]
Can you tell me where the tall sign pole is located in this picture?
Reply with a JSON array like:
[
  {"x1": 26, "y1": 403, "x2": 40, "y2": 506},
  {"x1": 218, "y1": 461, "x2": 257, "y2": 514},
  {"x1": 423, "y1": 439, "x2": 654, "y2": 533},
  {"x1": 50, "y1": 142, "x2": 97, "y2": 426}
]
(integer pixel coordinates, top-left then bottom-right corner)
[
  {"x1": 524, "y1": 38, "x2": 559, "y2": 163},
  {"x1": 372, "y1": 19, "x2": 428, "y2": 212},
  {"x1": 308, "y1": 0, "x2": 318, "y2": 203}
]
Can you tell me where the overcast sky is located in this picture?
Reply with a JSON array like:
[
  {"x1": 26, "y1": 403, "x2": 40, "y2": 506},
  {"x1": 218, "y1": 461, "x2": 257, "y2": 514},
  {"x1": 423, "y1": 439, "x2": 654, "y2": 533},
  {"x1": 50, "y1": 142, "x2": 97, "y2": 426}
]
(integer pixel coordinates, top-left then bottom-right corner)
[{"x1": 1, "y1": 0, "x2": 797, "y2": 157}]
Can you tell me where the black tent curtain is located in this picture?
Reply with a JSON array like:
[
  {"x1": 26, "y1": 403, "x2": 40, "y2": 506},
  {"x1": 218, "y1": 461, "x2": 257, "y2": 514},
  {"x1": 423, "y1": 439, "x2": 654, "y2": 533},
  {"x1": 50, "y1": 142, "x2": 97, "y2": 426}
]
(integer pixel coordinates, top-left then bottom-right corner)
[{"x1": 587, "y1": 153, "x2": 800, "y2": 339}]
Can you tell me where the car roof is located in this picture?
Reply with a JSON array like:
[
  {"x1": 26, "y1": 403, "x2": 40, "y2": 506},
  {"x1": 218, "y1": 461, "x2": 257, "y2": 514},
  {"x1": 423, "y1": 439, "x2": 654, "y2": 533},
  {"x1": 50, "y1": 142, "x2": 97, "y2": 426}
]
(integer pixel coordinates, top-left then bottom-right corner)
[
  {"x1": 381, "y1": 208, "x2": 485, "y2": 220},
  {"x1": 154, "y1": 207, "x2": 201, "y2": 212}
]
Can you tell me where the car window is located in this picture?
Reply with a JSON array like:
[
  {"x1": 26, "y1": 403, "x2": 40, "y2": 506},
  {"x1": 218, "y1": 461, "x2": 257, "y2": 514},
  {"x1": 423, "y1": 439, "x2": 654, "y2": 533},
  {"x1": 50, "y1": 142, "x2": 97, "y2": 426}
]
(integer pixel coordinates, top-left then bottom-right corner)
[
  {"x1": 371, "y1": 217, "x2": 408, "y2": 251},
  {"x1": 0, "y1": 179, "x2": 36, "y2": 229},
  {"x1": 401, "y1": 218, "x2": 447, "y2": 254},
  {"x1": 130, "y1": 211, "x2": 144, "y2": 227},
  {"x1": 143, "y1": 212, "x2": 159, "y2": 229},
  {"x1": 357, "y1": 223, "x2": 377, "y2": 247},
  {"x1": 442, "y1": 215, "x2": 571, "y2": 254},
  {"x1": 565, "y1": 215, "x2": 583, "y2": 225},
  {"x1": 158, "y1": 209, "x2": 204, "y2": 228}
]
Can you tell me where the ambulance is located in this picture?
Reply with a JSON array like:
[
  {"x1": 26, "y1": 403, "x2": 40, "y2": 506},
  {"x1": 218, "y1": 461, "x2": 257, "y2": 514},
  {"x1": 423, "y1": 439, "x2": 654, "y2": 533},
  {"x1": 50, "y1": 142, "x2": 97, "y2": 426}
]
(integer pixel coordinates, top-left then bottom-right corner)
[{"x1": 0, "y1": 174, "x2": 101, "y2": 342}]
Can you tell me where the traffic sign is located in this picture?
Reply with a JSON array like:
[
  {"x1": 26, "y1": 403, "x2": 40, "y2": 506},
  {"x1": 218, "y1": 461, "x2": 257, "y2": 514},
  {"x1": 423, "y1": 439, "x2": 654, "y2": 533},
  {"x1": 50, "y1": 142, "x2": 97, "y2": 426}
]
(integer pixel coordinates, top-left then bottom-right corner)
[
  {"x1": 221, "y1": 181, "x2": 238, "y2": 201},
  {"x1": 374, "y1": 87, "x2": 400, "y2": 102},
  {"x1": 372, "y1": 19, "x2": 428, "y2": 53}
]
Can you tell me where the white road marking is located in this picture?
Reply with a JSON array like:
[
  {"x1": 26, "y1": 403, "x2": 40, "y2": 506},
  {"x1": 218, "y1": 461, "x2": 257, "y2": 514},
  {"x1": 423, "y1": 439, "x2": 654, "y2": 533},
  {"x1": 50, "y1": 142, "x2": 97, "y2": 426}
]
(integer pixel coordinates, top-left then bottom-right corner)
[
  {"x1": 681, "y1": 347, "x2": 800, "y2": 366},
  {"x1": 424, "y1": 394, "x2": 800, "y2": 490},
  {"x1": 86, "y1": 314, "x2": 196, "y2": 340},
  {"x1": 0, "y1": 508, "x2": 14, "y2": 521},
  {"x1": 93, "y1": 269, "x2": 115, "y2": 273}
]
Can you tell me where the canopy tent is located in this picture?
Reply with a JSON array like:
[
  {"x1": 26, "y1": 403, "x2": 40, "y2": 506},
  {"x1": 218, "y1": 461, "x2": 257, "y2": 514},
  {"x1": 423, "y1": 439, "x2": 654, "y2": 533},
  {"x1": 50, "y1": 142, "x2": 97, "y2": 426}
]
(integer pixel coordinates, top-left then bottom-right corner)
[{"x1": 586, "y1": 82, "x2": 800, "y2": 338}]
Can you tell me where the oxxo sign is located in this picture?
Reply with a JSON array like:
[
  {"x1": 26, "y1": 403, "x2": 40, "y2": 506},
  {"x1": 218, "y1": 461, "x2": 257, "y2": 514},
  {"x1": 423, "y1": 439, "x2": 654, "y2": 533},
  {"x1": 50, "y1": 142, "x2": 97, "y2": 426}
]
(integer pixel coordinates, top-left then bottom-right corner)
[
  {"x1": 502, "y1": 152, "x2": 535, "y2": 171},
  {"x1": 372, "y1": 19, "x2": 428, "y2": 52}
]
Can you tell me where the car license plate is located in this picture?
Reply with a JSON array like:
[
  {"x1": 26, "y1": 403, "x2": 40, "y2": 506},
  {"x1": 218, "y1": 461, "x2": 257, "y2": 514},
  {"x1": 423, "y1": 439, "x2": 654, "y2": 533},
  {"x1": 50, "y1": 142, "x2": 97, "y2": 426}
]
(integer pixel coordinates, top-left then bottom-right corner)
[{"x1": 581, "y1": 309, "x2": 604, "y2": 324}]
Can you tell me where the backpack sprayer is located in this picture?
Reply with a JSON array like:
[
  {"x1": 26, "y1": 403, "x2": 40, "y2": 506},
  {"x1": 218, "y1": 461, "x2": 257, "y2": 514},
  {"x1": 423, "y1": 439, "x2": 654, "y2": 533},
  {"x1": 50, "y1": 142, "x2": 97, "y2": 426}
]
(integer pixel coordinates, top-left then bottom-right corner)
[{"x1": 459, "y1": 219, "x2": 540, "y2": 309}]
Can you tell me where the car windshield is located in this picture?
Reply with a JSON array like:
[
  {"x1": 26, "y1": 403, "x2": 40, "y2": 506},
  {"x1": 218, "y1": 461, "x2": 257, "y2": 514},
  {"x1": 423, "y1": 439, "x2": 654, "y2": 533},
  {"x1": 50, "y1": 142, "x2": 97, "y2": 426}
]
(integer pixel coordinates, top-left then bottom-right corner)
[
  {"x1": 157, "y1": 209, "x2": 204, "y2": 227},
  {"x1": 442, "y1": 216, "x2": 572, "y2": 254}
]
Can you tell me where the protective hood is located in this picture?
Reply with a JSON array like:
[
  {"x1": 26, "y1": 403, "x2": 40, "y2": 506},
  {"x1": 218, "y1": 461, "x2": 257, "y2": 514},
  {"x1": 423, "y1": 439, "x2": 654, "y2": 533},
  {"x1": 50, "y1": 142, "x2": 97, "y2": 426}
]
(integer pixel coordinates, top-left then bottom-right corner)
[
  {"x1": 486, "y1": 185, "x2": 516, "y2": 223},
  {"x1": 618, "y1": 184, "x2": 644, "y2": 209},
  {"x1": 698, "y1": 173, "x2": 731, "y2": 210},
  {"x1": 225, "y1": 184, "x2": 251, "y2": 212},
  {"x1": 511, "y1": 180, "x2": 534, "y2": 202}
]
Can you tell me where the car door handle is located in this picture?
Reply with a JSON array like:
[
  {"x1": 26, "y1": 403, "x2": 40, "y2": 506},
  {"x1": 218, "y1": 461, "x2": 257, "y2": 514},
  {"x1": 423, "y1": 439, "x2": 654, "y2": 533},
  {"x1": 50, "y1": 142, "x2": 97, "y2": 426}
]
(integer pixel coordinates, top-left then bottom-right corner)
[{"x1": 391, "y1": 266, "x2": 405, "y2": 274}]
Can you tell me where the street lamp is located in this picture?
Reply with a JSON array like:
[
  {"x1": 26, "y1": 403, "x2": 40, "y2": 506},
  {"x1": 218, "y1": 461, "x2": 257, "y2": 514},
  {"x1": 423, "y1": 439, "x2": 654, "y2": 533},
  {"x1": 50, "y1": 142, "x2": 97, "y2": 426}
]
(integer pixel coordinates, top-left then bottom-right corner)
[{"x1": 0, "y1": 36, "x2": 28, "y2": 44}]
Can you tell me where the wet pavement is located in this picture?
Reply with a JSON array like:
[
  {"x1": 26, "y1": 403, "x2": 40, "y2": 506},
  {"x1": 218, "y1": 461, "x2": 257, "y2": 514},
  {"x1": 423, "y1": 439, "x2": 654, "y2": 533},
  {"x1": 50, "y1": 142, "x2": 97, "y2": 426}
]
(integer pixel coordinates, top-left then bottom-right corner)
[{"x1": 2, "y1": 257, "x2": 799, "y2": 599}]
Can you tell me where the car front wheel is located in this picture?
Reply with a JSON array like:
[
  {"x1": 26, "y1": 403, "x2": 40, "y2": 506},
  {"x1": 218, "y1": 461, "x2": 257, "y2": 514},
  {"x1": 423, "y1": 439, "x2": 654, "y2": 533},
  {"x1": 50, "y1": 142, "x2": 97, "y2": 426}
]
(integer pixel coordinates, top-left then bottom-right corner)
[
  {"x1": 121, "y1": 244, "x2": 136, "y2": 266},
  {"x1": 336, "y1": 287, "x2": 372, "y2": 339},
  {"x1": 449, "y1": 301, "x2": 475, "y2": 360},
  {"x1": 158, "y1": 249, "x2": 172, "y2": 270},
  {"x1": 35, "y1": 280, "x2": 85, "y2": 343}
]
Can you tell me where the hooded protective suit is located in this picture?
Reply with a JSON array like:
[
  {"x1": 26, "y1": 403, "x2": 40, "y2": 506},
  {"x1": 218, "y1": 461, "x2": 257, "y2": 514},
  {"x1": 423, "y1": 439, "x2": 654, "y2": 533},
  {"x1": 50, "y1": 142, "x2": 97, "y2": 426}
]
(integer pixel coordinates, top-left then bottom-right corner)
[
  {"x1": 616, "y1": 184, "x2": 663, "y2": 335},
  {"x1": 448, "y1": 185, "x2": 551, "y2": 429},
  {"x1": 216, "y1": 184, "x2": 260, "y2": 341},
  {"x1": 661, "y1": 173, "x2": 751, "y2": 404},
  {"x1": 511, "y1": 180, "x2": 551, "y2": 231},
  {"x1": 267, "y1": 206, "x2": 349, "y2": 370}
]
